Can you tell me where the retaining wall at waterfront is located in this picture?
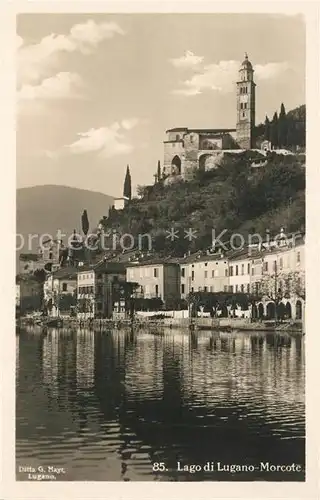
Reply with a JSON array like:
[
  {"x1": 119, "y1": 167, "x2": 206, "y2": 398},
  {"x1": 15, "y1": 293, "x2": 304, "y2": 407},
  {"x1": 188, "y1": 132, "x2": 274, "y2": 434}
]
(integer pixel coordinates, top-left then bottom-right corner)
[{"x1": 19, "y1": 316, "x2": 303, "y2": 333}]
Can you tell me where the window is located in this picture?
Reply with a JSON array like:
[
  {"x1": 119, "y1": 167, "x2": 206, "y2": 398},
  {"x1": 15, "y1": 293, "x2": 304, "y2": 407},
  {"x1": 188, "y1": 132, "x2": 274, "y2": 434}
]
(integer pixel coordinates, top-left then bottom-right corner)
[
  {"x1": 204, "y1": 262, "x2": 208, "y2": 267},
  {"x1": 235, "y1": 285, "x2": 239, "y2": 292},
  {"x1": 181, "y1": 267, "x2": 185, "y2": 278},
  {"x1": 191, "y1": 287, "x2": 194, "y2": 293},
  {"x1": 225, "y1": 269, "x2": 228, "y2": 277},
  {"x1": 264, "y1": 261, "x2": 268, "y2": 272},
  {"x1": 252, "y1": 267, "x2": 255, "y2": 276},
  {"x1": 273, "y1": 260, "x2": 277, "y2": 272},
  {"x1": 62, "y1": 283, "x2": 67, "y2": 292},
  {"x1": 241, "y1": 264, "x2": 244, "y2": 275},
  {"x1": 240, "y1": 102, "x2": 243, "y2": 109},
  {"x1": 212, "y1": 270, "x2": 215, "y2": 278},
  {"x1": 191, "y1": 271, "x2": 194, "y2": 281},
  {"x1": 229, "y1": 285, "x2": 234, "y2": 293},
  {"x1": 204, "y1": 287, "x2": 208, "y2": 292},
  {"x1": 224, "y1": 285, "x2": 228, "y2": 292},
  {"x1": 242, "y1": 112, "x2": 246, "y2": 118},
  {"x1": 297, "y1": 252, "x2": 301, "y2": 263},
  {"x1": 49, "y1": 252, "x2": 53, "y2": 260},
  {"x1": 247, "y1": 263, "x2": 250, "y2": 274},
  {"x1": 210, "y1": 286, "x2": 214, "y2": 292},
  {"x1": 241, "y1": 284, "x2": 244, "y2": 292},
  {"x1": 236, "y1": 265, "x2": 239, "y2": 276},
  {"x1": 154, "y1": 268, "x2": 158, "y2": 278},
  {"x1": 229, "y1": 266, "x2": 233, "y2": 277},
  {"x1": 181, "y1": 284, "x2": 185, "y2": 294},
  {"x1": 204, "y1": 271, "x2": 208, "y2": 279},
  {"x1": 155, "y1": 284, "x2": 159, "y2": 296},
  {"x1": 175, "y1": 134, "x2": 180, "y2": 141},
  {"x1": 247, "y1": 284, "x2": 250, "y2": 293}
]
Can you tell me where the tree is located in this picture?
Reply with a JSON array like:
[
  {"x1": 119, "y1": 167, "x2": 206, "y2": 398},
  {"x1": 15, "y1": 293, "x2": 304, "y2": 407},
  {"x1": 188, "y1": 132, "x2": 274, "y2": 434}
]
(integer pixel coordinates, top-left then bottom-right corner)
[
  {"x1": 270, "y1": 112, "x2": 279, "y2": 148},
  {"x1": 81, "y1": 209, "x2": 89, "y2": 236},
  {"x1": 123, "y1": 165, "x2": 132, "y2": 200},
  {"x1": 157, "y1": 160, "x2": 161, "y2": 182},
  {"x1": 264, "y1": 115, "x2": 270, "y2": 141},
  {"x1": 278, "y1": 103, "x2": 287, "y2": 147}
]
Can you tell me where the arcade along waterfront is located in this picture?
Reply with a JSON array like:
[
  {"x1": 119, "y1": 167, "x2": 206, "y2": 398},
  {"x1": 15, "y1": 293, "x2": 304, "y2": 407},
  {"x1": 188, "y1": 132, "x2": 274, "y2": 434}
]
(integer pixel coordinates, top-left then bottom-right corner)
[{"x1": 16, "y1": 327, "x2": 305, "y2": 481}]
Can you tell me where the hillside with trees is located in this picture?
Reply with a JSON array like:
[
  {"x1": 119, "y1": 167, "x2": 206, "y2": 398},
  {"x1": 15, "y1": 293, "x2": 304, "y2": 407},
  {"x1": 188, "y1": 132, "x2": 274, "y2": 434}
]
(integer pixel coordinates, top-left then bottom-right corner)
[
  {"x1": 255, "y1": 104, "x2": 305, "y2": 150},
  {"x1": 100, "y1": 150, "x2": 305, "y2": 258}
]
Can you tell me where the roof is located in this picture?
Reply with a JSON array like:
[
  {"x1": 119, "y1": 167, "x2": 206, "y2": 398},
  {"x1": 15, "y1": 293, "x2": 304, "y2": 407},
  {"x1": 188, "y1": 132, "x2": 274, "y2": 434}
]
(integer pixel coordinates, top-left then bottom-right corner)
[
  {"x1": 240, "y1": 53, "x2": 253, "y2": 70},
  {"x1": 52, "y1": 266, "x2": 78, "y2": 280},
  {"x1": 78, "y1": 260, "x2": 126, "y2": 273},
  {"x1": 166, "y1": 128, "x2": 236, "y2": 135},
  {"x1": 125, "y1": 258, "x2": 180, "y2": 268}
]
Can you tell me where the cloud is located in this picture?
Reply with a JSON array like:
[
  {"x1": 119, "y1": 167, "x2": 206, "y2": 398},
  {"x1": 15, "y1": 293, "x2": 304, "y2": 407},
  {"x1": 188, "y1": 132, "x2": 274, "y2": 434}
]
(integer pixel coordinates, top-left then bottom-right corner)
[
  {"x1": 18, "y1": 19, "x2": 125, "y2": 86},
  {"x1": 63, "y1": 118, "x2": 140, "y2": 158},
  {"x1": 172, "y1": 59, "x2": 290, "y2": 96},
  {"x1": 170, "y1": 50, "x2": 204, "y2": 69},
  {"x1": 121, "y1": 118, "x2": 140, "y2": 130},
  {"x1": 255, "y1": 62, "x2": 290, "y2": 80},
  {"x1": 17, "y1": 72, "x2": 84, "y2": 101}
]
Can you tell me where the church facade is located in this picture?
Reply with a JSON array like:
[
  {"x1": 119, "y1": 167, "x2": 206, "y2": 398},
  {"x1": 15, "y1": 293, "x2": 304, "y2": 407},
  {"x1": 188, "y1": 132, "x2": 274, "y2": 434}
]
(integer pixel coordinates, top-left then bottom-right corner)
[{"x1": 163, "y1": 54, "x2": 256, "y2": 180}]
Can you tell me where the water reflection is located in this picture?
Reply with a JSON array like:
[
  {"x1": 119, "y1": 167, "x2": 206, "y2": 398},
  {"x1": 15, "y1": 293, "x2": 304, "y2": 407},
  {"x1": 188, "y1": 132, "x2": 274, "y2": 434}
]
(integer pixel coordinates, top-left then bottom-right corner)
[{"x1": 16, "y1": 328, "x2": 305, "y2": 481}]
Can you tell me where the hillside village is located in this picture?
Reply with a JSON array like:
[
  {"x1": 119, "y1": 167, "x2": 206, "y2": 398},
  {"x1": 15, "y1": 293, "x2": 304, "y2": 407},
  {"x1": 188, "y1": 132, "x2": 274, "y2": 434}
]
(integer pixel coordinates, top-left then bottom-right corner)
[{"x1": 16, "y1": 55, "x2": 306, "y2": 328}]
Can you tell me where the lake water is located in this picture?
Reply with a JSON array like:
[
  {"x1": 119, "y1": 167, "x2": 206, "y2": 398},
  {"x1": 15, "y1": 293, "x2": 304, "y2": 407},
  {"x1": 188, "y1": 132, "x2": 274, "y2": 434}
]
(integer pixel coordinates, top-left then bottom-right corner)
[{"x1": 16, "y1": 327, "x2": 305, "y2": 481}]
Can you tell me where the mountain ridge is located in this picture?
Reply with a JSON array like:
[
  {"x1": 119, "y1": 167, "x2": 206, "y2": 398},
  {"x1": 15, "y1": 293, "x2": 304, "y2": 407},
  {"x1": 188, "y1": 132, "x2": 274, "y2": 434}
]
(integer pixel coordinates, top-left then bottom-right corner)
[{"x1": 17, "y1": 185, "x2": 114, "y2": 257}]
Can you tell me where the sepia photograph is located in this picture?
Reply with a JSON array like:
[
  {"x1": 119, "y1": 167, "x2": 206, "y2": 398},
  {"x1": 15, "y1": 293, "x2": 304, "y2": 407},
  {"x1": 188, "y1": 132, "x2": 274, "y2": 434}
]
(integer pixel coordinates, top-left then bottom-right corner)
[{"x1": 15, "y1": 12, "x2": 306, "y2": 483}]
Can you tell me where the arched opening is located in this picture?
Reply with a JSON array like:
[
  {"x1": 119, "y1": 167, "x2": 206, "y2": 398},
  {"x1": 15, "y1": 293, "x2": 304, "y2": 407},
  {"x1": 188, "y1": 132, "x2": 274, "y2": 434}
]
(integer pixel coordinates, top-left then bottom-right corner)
[
  {"x1": 171, "y1": 155, "x2": 181, "y2": 175},
  {"x1": 199, "y1": 154, "x2": 219, "y2": 172},
  {"x1": 277, "y1": 302, "x2": 286, "y2": 321},
  {"x1": 266, "y1": 302, "x2": 275, "y2": 319},
  {"x1": 285, "y1": 302, "x2": 292, "y2": 319},
  {"x1": 258, "y1": 303, "x2": 264, "y2": 319},
  {"x1": 296, "y1": 300, "x2": 302, "y2": 320},
  {"x1": 251, "y1": 304, "x2": 258, "y2": 319}
]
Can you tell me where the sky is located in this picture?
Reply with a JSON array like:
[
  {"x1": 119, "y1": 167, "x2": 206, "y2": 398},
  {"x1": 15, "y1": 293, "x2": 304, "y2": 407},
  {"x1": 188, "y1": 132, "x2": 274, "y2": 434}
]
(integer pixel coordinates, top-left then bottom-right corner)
[{"x1": 17, "y1": 13, "x2": 305, "y2": 197}]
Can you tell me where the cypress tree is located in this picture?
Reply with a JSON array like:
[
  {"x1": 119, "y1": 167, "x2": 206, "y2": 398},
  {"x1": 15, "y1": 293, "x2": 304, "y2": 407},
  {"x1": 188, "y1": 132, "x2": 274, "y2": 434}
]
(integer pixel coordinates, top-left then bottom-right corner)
[
  {"x1": 157, "y1": 160, "x2": 161, "y2": 182},
  {"x1": 264, "y1": 116, "x2": 270, "y2": 141},
  {"x1": 81, "y1": 209, "x2": 89, "y2": 236},
  {"x1": 278, "y1": 103, "x2": 287, "y2": 147},
  {"x1": 270, "y1": 112, "x2": 279, "y2": 149},
  {"x1": 123, "y1": 165, "x2": 132, "y2": 200},
  {"x1": 286, "y1": 121, "x2": 295, "y2": 148}
]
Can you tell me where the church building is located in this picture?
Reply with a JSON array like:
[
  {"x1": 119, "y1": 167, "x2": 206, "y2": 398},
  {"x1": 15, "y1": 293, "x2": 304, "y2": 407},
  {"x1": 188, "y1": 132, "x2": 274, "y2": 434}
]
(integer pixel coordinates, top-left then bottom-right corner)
[{"x1": 163, "y1": 54, "x2": 256, "y2": 180}]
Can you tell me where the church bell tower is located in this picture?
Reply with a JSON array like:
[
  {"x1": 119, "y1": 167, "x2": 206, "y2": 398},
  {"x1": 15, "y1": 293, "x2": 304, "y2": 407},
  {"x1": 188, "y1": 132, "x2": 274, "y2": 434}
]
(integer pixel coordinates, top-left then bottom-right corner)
[{"x1": 236, "y1": 53, "x2": 256, "y2": 149}]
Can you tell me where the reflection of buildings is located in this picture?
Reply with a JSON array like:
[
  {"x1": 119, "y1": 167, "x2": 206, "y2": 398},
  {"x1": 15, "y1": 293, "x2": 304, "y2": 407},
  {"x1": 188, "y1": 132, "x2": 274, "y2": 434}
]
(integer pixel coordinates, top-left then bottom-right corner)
[
  {"x1": 76, "y1": 331, "x2": 95, "y2": 389},
  {"x1": 42, "y1": 331, "x2": 60, "y2": 397}
]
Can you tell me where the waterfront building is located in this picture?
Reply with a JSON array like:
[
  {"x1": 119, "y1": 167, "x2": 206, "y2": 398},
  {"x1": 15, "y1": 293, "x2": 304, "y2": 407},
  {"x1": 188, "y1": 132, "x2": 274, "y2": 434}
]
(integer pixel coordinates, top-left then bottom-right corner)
[
  {"x1": 179, "y1": 252, "x2": 229, "y2": 299},
  {"x1": 16, "y1": 274, "x2": 43, "y2": 314},
  {"x1": 126, "y1": 260, "x2": 180, "y2": 306},
  {"x1": 43, "y1": 266, "x2": 78, "y2": 317},
  {"x1": 77, "y1": 260, "x2": 126, "y2": 319}
]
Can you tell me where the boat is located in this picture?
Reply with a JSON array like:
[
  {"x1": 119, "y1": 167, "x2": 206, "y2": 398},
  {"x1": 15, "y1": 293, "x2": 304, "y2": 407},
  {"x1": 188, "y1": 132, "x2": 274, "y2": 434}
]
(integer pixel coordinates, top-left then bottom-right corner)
[{"x1": 44, "y1": 317, "x2": 63, "y2": 328}]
